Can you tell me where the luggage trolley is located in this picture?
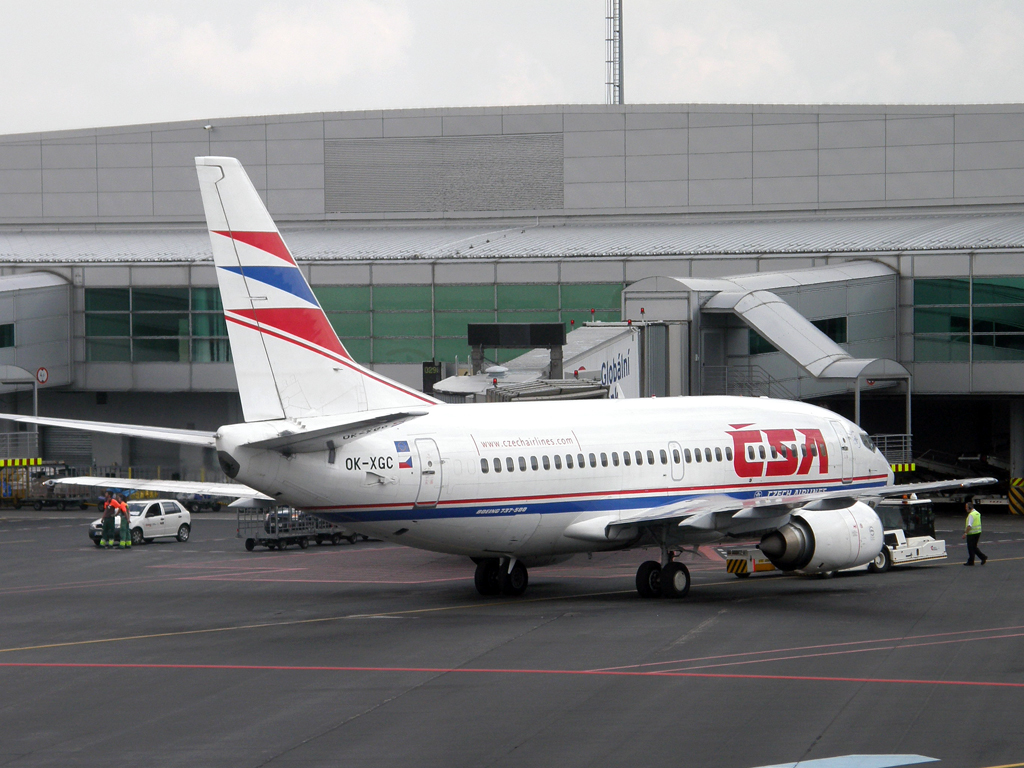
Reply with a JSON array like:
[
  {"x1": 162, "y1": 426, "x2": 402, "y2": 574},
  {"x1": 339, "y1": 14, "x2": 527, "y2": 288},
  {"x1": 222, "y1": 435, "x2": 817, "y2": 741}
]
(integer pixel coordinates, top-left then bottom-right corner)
[{"x1": 236, "y1": 507, "x2": 360, "y2": 551}]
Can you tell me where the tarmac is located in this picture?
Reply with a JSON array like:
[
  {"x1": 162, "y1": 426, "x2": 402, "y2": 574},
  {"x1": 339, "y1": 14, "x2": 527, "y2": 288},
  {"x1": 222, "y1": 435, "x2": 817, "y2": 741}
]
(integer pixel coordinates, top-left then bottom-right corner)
[{"x1": 1, "y1": 509, "x2": 1023, "y2": 768}]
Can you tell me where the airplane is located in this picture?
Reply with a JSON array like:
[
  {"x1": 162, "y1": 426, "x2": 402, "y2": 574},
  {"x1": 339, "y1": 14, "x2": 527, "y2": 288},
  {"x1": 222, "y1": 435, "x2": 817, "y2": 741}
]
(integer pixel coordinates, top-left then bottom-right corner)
[{"x1": 2, "y1": 156, "x2": 993, "y2": 599}]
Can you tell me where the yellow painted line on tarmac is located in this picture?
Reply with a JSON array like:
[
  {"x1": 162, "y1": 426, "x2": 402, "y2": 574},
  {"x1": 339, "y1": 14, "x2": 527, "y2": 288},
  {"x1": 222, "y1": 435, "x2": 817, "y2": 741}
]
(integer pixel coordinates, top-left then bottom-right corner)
[
  {"x1": 976, "y1": 762, "x2": 1024, "y2": 768},
  {"x1": 0, "y1": 588, "x2": 639, "y2": 654},
  {"x1": 0, "y1": 573, "x2": 753, "y2": 655}
]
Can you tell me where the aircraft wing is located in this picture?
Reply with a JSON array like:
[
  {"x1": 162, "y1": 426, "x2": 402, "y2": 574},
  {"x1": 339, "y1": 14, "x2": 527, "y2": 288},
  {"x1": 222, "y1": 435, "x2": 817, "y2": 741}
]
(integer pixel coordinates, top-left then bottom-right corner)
[
  {"x1": 0, "y1": 413, "x2": 216, "y2": 447},
  {"x1": 564, "y1": 476, "x2": 998, "y2": 543},
  {"x1": 47, "y1": 476, "x2": 272, "y2": 500}
]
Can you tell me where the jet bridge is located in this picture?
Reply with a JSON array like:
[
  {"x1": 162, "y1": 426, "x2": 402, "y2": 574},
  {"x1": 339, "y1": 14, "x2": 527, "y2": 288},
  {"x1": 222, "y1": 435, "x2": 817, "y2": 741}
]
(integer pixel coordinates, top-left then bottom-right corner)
[{"x1": 623, "y1": 261, "x2": 910, "y2": 436}]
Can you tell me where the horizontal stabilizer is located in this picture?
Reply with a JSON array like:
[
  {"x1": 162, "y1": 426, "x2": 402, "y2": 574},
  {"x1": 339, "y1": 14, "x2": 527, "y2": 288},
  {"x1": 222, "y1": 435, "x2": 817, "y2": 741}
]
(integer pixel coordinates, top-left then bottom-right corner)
[
  {"x1": 48, "y1": 476, "x2": 272, "y2": 500},
  {"x1": 241, "y1": 409, "x2": 428, "y2": 454},
  {"x1": 0, "y1": 413, "x2": 216, "y2": 447}
]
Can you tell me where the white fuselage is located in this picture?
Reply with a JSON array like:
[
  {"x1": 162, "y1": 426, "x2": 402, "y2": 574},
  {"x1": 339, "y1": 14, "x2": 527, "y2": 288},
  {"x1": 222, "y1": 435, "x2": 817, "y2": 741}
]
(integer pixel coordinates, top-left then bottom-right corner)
[{"x1": 217, "y1": 396, "x2": 892, "y2": 561}]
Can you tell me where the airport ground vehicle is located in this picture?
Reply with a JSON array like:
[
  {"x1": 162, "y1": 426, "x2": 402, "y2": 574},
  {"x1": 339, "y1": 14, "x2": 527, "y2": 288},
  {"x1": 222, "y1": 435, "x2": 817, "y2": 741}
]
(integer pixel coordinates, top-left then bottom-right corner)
[
  {"x1": 89, "y1": 499, "x2": 191, "y2": 546},
  {"x1": 236, "y1": 507, "x2": 361, "y2": 551},
  {"x1": 724, "y1": 497, "x2": 946, "y2": 577}
]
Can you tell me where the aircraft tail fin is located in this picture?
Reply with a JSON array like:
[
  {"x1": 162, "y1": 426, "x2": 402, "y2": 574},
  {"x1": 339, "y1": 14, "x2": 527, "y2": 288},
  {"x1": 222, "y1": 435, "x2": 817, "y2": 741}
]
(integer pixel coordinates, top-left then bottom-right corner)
[{"x1": 195, "y1": 156, "x2": 439, "y2": 422}]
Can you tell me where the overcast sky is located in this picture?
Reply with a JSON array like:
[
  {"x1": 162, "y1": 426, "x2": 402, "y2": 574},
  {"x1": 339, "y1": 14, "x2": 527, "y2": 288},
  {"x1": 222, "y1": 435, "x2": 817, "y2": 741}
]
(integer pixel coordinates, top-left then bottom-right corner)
[{"x1": 4, "y1": 0, "x2": 1024, "y2": 136}]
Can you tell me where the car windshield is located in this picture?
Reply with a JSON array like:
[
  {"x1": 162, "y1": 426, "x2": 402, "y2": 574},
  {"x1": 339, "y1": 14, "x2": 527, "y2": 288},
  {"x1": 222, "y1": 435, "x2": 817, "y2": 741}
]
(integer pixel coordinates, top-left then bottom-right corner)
[{"x1": 126, "y1": 502, "x2": 146, "y2": 515}]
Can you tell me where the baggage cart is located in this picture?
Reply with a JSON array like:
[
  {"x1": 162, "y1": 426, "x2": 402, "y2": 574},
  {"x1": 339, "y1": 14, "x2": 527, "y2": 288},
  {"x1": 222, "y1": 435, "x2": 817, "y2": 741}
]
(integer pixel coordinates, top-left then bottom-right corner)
[{"x1": 236, "y1": 507, "x2": 360, "y2": 551}]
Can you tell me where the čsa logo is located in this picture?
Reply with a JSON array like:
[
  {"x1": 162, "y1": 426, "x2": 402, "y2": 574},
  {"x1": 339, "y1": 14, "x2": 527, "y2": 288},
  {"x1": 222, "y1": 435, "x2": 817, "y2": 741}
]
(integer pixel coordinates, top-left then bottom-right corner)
[{"x1": 726, "y1": 426, "x2": 828, "y2": 478}]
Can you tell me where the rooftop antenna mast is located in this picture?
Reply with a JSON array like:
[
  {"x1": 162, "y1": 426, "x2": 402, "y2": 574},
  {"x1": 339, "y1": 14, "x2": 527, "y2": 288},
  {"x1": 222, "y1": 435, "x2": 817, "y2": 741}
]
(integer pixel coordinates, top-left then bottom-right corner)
[{"x1": 605, "y1": 0, "x2": 623, "y2": 105}]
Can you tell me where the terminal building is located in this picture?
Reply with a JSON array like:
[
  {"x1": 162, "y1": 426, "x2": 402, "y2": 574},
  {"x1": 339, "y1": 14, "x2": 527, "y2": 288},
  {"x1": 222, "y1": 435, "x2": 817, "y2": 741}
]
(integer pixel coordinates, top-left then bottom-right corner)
[{"x1": 1, "y1": 102, "x2": 1024, "y2": 487}]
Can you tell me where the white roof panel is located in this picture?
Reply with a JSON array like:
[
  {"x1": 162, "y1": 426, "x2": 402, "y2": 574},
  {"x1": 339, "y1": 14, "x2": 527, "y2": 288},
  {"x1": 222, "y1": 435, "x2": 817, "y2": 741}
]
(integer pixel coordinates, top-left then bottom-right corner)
[{"x1": 2, "y1": 211, "x2": 1024, "y2": 264}]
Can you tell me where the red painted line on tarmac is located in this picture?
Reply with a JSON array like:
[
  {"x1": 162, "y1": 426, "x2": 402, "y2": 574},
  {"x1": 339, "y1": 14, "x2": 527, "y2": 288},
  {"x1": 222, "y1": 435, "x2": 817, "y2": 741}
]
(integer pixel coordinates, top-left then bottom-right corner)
[
  {"x1": 593, "y1": 623, "x2": 1024, "y2": 672},
  {"x1": 1, "y1": 661, "x2": 1022, "y2": 690}
]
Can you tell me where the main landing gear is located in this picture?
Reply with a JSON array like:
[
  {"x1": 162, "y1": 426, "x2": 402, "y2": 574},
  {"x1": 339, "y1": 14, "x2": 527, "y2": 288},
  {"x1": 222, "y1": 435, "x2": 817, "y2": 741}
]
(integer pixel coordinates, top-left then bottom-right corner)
[
  {"x1": 474, "y1": 557, "x2": 528, "y2": 597},
  {"x1": 635, "y1": 553, "x2": 690, "y2": 599}
]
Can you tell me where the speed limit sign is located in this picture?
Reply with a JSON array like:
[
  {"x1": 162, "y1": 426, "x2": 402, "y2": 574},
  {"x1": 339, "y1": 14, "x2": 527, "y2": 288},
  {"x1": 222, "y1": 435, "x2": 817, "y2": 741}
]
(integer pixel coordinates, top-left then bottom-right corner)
[{"x1": 35, "y1": 367, "x2": 48, "y2": 385}]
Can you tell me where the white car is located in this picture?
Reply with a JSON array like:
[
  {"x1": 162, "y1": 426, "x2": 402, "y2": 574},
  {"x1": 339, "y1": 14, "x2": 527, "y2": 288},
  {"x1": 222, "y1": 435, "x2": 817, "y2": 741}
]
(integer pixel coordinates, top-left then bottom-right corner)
[{"x1": 89, "y1": 499, "x2": 191, "y2": 546}]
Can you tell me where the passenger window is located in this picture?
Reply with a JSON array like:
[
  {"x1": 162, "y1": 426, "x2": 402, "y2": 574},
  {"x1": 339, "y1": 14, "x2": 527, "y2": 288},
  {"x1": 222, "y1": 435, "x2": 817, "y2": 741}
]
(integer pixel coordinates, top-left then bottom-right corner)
[
  {"x1": 589, "y1": 453, "x2": 597, "y2": 468},
  {"x1": 577, "y1": 453, "x2": 585, "y2": 468},
  {"x1": 623, "y1": 451, "x2": 631, "y2": 466},
  {"x1": 566, "y1": 454, "x2": 574, "y2": 469},
  {"x1": 770, "y1": 446, "x2": 778, "y2": 459},
  {"x1": 543, "y1": 455, "x2": 551, "y2": 470},
  {"x1": 660, "y1": 449, "x2": 668, "y2": 465},
  {"x1": 481, "y1": 458, "x2": 489, "y2": 473},
  {"x1": 647, "y1": 450, "x2": 655, "y2": 465},
  {"x1": 747, "y1": 445, "x2": 755, "y2": 460},
  {"x1": 694, "y1": 449, "x2": 702, "y2": 463},
  {"x1": 554, "y1": 455, "x2": 562, "y2": 469},
  {"x1": 493, "y1": 457, "x2": 502, "y2": 473},
  {"x1": 704, "y1": 448, "x2": 712, "y2": 462},
  {"x1": 759, "y1": 445, "x2": 766, "y2": 460},
  {"x1": 518, "y1": 456, "x2": 527, "y2": 472},
  {"x1": 801, "y1": 444, "x2": 807, "y2": 457},
  {"x1": 790, "y1": 444, "x2": 797, "y2": 458},
  {"x1": 531, "y1": 456, "x2": 539, "y2": 470},
  {"x1": 636, "y1": 451, "x2": 643, "y2": 465},
  {"x1": 715, "y1": 447, "x2": 722, "y2": 462},
  {"x1": 506, "y1": 457, "x2": 515, "y2": 472},
  {"x1": 725, "y1": 446, "x2": 733, "y2": 461},
  {"x1": 161, "y1": 501, "x2": 178, "y2": 514},
  {"x1": 684, "y1": 448, "x2": 692, "y2": 463},
  {"x1": 612, "y1": 452, "x2": 619, "y2": 466},
  {"x1": 811, "y1": 443, "x2": 818, "y2": 457},
  {"x1": 672, "y1": 448, "x2": 680, "y2": 463},
  {"x1": 601, "y1": 452, "x2": 609, "y2": 467}
]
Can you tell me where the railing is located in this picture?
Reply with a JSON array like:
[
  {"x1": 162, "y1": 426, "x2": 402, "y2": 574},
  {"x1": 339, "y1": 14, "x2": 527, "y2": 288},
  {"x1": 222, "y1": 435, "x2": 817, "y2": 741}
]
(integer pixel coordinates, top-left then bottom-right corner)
[
  {"x1": 0, "y1": 432, "x2": 39, "y2": 458},
  {"x1": 873, "y1": 434, "x2": 913, "y2": 465},
  {"x1": 702, "y1": 366, "x2": 796, "y2": 400}
]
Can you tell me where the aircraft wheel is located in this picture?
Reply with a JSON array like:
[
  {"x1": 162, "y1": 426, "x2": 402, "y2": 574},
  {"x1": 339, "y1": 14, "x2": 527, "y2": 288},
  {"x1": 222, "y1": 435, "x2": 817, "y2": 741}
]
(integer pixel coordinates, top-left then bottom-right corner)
[
  {"x1": 500, "y1": 561, "x2": 529, "y2": 597},
  {"x1": 661, "y1": 562, "x2": 690, "y2": 598},
  {"x1": 635, "y1": 560, "x2": 662, "y2": 598},
  {"x1": 867, "y1": 547, "x2": 891, "y2": 574},
  {"x1": 474, "y1": 559, "x2": 501, "y2": 596}
]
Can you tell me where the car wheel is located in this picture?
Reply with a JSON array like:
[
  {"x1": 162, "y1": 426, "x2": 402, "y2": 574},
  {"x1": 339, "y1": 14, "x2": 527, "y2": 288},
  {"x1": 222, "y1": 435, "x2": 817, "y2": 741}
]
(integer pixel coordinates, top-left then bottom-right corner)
[
  {"x1": 298, "y1": 538, "x2": 309, "y2": 549},
  {"x1": 867, "y1": 547, "x2": 891, "y2": 574},
  {"x1": 33, "y1": 501, "x2": 42, "y2": 511},
  {"x1": 131, "y1": 528, "x2": 145, "y2": 546},
  {"x1": 176, "y1": 524, "x2": 190, "y2": 542},
  {"x1": 245, "y1": 538, "x2": 255, "y2": 552},
  {"x1": 93, "y1": 538, "x2": 102, "y2": 547},
  {"x1": 57, "y1": 501, "x2": 67, "y2": 511},
  {"x1": 188, "y1": 502, "x2": 200, "y2": 514}
]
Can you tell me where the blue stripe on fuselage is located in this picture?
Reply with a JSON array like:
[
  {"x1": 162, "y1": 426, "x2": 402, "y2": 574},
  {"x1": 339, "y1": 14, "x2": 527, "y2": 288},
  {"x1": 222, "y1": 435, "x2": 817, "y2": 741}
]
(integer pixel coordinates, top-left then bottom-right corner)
[{"x1": 311, "y1": 480, "x2": 887, "y2": 525}]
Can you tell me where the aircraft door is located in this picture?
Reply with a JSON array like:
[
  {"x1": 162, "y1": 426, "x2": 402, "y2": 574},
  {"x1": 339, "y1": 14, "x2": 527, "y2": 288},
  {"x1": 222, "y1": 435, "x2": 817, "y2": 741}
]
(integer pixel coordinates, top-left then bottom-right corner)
[
  {"x1": 829, "y1": 421, "x2": 853, "y2": 484},
  {"x1": 414, "y1": 438, "x2": 442, "y2": 506},
  {"x1": 668, "y1": 441, "x2": 685, "y2": 482}
]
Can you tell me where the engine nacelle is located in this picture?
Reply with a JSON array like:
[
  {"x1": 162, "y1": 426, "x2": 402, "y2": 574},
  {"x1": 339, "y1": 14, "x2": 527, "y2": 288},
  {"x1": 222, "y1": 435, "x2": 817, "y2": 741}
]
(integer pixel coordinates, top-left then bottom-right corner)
[{"x1": 758, "y1": 501, "x2": 883, "y2": 574}]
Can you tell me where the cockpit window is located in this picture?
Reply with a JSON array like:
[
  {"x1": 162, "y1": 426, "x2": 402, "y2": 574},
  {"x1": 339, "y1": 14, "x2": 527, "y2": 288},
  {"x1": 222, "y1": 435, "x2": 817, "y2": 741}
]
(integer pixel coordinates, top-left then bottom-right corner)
[{"x1": 860, "y1": 432, "x2": 876, "y2": 452}]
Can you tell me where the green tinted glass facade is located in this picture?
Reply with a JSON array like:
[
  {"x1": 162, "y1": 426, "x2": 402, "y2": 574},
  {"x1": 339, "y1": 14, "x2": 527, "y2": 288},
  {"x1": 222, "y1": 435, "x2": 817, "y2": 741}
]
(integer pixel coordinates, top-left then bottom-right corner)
[
  {"x1": 308, "y1": 282, "x2": 624, "y2": 365},
  {"x1": 85, "y1": 282, "x2": 624, "y2": 366},
  {"x1": 914, "y1": 277, "x2": 1024, "y2": 361},
  {"x1": 85, "y1": 288, "x2": 232, "y2": 363}
]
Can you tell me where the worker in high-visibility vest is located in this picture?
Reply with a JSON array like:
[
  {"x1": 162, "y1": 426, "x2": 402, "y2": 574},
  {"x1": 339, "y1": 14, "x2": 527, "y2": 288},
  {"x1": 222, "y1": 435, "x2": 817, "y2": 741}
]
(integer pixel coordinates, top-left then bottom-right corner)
[{"x1": 962, "y1": 499, "x2": 988, "y2": 566}]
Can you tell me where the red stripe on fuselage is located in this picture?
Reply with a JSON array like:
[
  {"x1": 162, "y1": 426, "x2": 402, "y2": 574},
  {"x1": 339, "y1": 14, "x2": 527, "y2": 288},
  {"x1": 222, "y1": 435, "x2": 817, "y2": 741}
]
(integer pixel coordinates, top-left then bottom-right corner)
[
  {"x1": 305, "y1": 474, "x2": 891, "y2": 512},
  {"x1": 213, "y1": 230, "x2": 296, "y2": 265}
]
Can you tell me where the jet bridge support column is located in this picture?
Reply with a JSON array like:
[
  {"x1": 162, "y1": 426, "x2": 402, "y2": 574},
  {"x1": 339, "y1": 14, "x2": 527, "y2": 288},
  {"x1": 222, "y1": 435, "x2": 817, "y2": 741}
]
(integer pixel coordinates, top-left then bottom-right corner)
[{"x1": 1011, "y1": 400, "x2": 1024, "y2": 515}]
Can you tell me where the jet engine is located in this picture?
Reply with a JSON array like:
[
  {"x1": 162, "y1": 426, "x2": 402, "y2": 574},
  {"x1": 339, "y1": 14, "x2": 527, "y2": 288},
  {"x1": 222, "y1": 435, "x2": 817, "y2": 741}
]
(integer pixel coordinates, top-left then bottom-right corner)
[{"x1": 758, "y1": 500, "x2": 882, "y2": 574}]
